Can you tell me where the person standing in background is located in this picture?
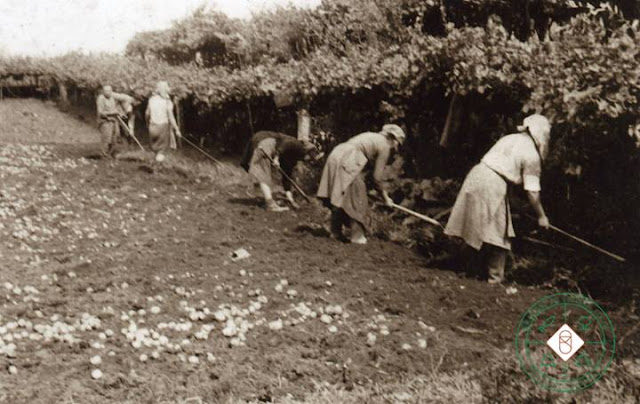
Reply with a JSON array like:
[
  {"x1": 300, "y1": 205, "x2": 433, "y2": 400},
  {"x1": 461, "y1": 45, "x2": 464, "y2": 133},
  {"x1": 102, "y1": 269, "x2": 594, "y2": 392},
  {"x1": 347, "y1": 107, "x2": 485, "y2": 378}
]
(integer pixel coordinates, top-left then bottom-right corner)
[
  {"x1": 146, "y1": 81, "x2": 181, "y2": 162},
  {"x1": 96, "y1": 85, "x2": 134, "y2": 158}
]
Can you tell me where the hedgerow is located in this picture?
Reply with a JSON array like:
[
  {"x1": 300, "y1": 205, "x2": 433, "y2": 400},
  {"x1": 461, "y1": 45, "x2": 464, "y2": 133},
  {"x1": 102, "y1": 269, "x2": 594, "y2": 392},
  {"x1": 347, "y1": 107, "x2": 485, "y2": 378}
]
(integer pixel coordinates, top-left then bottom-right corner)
[{"x1": 2, "y1": 3, "x2": 637, "y2": 128}]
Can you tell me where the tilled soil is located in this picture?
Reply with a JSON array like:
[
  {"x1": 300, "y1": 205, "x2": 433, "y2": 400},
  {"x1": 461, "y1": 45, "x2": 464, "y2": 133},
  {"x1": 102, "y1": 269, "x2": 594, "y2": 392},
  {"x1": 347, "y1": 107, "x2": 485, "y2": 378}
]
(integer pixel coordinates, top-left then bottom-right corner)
[{"x1": 0, "y1": 99, "x2": 637, "y2": 403}]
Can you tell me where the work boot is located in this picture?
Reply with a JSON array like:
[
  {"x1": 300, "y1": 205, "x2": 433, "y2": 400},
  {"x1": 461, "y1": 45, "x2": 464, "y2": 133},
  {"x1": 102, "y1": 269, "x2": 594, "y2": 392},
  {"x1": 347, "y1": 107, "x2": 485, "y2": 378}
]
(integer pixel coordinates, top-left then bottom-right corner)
[
  {"x1": 330, "y1": 209, "x2": 346, "y2": 240},
  {"x1": 266, "y1": 199, "x2": 289, "y2": 213},
  {"x1": 486, "y1": 246, "x2": 507, "y2": 284}
]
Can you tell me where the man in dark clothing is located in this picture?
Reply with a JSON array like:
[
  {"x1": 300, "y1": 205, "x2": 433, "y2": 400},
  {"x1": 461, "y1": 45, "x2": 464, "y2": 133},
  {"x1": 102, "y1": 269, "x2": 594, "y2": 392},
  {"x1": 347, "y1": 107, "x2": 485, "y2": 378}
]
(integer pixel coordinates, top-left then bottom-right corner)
[{"x1": 241, "y1": 131, "x2": 316, "y2": 211}]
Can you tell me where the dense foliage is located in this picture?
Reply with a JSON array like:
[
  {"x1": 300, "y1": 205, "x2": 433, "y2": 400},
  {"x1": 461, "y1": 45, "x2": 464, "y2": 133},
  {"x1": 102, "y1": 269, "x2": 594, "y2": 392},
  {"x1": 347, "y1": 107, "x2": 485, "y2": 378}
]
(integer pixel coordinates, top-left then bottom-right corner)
[{"x1": 3, "y1": 2, "x2": 637, "y2": 122}]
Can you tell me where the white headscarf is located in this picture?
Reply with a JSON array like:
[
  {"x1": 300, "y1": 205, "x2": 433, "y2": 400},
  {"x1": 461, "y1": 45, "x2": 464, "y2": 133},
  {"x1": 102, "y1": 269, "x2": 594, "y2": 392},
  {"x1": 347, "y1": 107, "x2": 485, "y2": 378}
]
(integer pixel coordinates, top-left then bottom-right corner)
[
  {"x1": 518, "y1": 114, "x2": 551, "y2": 160},
  {"x1": 155, "y1": 81, "x2": 171, "y2": 99},
  {"x1": 381, "y1": 124, "x2": 406, "y2": 145}
]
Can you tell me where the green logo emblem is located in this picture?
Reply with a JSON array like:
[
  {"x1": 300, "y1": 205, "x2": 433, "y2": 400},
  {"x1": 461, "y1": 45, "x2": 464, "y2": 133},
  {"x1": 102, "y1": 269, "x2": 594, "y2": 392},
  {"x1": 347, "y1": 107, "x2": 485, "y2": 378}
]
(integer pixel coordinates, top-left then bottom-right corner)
[{"x1": 515, "y1": 293, "x2": 616, "y2": 392}]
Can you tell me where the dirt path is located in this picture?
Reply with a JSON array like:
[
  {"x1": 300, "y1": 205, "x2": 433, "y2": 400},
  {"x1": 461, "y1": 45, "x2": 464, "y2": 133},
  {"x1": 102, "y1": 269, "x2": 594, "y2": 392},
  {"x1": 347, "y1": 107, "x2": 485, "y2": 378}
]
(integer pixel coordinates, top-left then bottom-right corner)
[{"x1": 0, "y1": 99, "x2": 637, "y2": 403}]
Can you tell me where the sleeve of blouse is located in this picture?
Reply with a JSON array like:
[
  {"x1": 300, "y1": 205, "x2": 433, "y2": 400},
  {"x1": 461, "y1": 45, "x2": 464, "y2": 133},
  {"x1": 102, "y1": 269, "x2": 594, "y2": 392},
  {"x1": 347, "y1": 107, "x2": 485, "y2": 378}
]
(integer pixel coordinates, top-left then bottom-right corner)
[
  {"x1": 522, "y1": 153, "x2": 542, "y2": 192},
  {"x1": 372, "y1": 146, "x2": 390, "y2": 192}
]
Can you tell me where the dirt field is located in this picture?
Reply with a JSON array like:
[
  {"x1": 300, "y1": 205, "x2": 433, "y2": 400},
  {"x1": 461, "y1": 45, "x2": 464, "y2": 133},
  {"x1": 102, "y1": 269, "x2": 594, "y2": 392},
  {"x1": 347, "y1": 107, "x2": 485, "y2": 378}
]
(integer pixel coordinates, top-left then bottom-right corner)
[{"x1": 0, "y1": 99, "x2": 638, "y2": 403}]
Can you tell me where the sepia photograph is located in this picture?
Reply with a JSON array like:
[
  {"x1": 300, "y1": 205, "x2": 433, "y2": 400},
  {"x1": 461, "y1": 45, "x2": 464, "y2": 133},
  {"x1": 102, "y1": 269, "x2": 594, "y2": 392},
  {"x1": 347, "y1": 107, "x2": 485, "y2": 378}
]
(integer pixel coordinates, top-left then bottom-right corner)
[{"x1": 0, "y1": 0, "x2": 639, "y2": 402}]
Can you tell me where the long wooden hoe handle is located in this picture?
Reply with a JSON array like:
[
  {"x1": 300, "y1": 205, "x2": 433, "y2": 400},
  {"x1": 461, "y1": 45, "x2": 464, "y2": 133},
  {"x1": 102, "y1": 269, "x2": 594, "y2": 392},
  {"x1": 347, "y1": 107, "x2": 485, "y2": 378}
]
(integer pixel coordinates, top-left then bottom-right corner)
[
  {"x1": 391, "y1": 203, "x2": 444, "y2": 228},
  {"x1": 548, "y1": 224, "x2": 626, "y2": 263},
  {"x1": 181, "y1": 135, "x2": 224, "y2": 165},
  {"x1": 525, "y1": 214, "x2": 626, "y2": 262}
]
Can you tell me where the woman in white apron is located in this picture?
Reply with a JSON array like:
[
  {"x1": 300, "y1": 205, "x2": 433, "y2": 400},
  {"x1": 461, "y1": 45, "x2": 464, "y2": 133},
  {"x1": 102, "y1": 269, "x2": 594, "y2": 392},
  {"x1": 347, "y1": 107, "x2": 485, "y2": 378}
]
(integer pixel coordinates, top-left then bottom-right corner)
[{"x1": 445, "y1": 114, "x2": 552, "y2": 283}]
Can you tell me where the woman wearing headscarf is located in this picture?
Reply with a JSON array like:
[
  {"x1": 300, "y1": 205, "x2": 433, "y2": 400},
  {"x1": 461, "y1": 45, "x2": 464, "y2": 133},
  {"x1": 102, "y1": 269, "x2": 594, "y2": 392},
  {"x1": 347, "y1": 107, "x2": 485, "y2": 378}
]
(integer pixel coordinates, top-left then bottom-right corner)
[
  {"x1": 145, "y1": 81, "x2": 181, "y2": 162},
  {"x1": 243, "y1": 131, "x2": 317, "y2": 212},
  {"x1": 317, "y1": 124, "x2": 406, "y2": 245},
  {"x1": 444, "y1": 114, "x2": 552, "y2": 284}
]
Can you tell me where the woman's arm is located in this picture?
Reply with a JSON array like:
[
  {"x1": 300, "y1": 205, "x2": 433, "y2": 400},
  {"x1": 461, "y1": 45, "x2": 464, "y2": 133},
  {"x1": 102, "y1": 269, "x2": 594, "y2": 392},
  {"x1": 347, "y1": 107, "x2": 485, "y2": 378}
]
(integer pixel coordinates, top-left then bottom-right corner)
[
  {"x1": 279, "y1": 144, "x2": 305, "y2": 209},
  {"x1": 113, "y1": 93, "x2": 134, "y2": 105},
  {"x1": 373, "y1": 148, "x2": 393, "y2": 206},
  {"x1": 167, "y1": 100, "x2": 181, "y2": 136},
  {"x1": 522, "y1": 149, "x2": 548, "y2": 228},
  {"x1": 527, "y1": 191, "x2": 550, "y2": 229},
  {"x1": 145, "y1": 103, "x2": 151, "y2": 126}
]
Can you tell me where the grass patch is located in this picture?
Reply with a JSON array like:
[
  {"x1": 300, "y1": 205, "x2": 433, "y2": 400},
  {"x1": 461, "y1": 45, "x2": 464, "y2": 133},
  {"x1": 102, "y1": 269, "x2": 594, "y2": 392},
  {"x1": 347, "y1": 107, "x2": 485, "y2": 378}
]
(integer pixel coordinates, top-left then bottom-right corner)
[{"x1": 230, "y1": 373, "x2": 482, "y2": 404}]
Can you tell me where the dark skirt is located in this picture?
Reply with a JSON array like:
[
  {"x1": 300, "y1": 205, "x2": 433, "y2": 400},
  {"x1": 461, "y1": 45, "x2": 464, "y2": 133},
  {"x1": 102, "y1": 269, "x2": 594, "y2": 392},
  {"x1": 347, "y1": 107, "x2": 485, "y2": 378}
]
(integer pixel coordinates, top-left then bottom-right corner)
[{"x1": 149, "y1": 123, "x2": 171, "y2": 153}]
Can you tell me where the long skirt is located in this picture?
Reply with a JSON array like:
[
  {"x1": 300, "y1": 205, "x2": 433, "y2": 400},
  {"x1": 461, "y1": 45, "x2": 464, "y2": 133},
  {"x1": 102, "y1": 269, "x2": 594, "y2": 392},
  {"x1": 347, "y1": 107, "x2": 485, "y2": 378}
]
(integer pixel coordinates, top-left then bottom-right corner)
[
  {"x1": 149, "y1": 123, "x2": 173, "y2": 153},
  {"x1": 317, "y1": 143, "x2": 369, "y2": 226},
  {"x1": 241, "y1": 131, "x2": 277, "y2": 171},
  {"x1": 444, "y1": 163, "x2": 515, "y2": 250},
  {"x1": 248, "y1": 138, "x2": 277, "y2": 185}
]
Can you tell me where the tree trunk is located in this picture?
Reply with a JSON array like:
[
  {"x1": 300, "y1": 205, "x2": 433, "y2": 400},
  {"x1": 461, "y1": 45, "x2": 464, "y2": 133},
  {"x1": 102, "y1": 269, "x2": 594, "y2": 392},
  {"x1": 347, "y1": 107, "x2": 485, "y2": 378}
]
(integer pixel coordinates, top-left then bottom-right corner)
[
  {"x1": 58, "y1": 82, "x2": 68, "y2": 105},
  {"x1": 297, "y1": 108, "x2": 311, "y2": 141},
  {"x1": 246, "y1": 101, "x2": 255, "y2": 136}
]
